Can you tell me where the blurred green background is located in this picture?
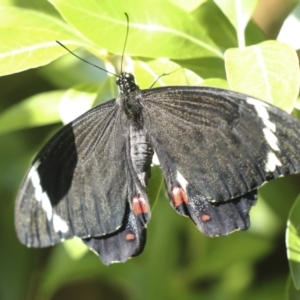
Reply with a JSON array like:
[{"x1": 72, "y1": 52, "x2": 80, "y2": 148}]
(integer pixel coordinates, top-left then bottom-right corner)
[{"x1": 1, "y1": 0, "x2": 300, "y2": 299}]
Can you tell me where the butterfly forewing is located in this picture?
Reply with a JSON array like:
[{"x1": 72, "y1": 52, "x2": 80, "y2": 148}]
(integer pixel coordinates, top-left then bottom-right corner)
[
  {"x1": 142, "y1": 87, "x2": 300, "y2": 199},
  {"x1": 142, "y1": 86, "x2": 300, "y2": 236},
  {"x1": 15, "y1": 100, "x2": 137, "y2": 247}
]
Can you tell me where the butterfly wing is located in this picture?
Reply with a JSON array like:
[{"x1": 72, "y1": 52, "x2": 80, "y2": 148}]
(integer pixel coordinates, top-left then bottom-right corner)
[
  {"x1": 15, "y1": 99, "x2": 149, "y2": 255},
  {"x1": 83, "y1": 201, "x2": 147, "y2": 265},
  {"x1": 142, "y1": 86, "x2": 300, "y2": 236}
]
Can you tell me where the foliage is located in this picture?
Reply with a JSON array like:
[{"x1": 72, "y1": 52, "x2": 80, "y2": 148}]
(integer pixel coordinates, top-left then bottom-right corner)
[{"x1": 0, "y1": 0, "x2": 300, "y2": 299}]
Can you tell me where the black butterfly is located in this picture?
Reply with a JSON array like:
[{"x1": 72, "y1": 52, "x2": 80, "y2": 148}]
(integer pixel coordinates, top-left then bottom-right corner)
[{"x1": 15, "y1": 70, "x2": 300, "y2": 265}]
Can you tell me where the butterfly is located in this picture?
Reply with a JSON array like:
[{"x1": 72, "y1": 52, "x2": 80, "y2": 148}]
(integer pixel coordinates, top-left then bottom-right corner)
[{"x1": 15, "y1": 66, "x2": 300, "y2": 265}]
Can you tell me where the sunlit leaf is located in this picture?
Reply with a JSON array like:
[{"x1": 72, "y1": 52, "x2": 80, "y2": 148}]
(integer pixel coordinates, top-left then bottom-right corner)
[
  {"x1": 214, "y1": 0, "x2": 258, "y2": 47},
  {"x1": 0, "y1": 6, "x2": 84, "y2": 76},
  {"x1": 63, "y1": 237, "x2": 88, "y2": 260},
  {"x1": 201, "y1": 78, "x2": 229, "y2": 88},
  {"x1": 0, "y1": 91, "x2": 64, "y2": 134},
  {"x1": 49, "y1": 0, "x2": 222, "y2": 59},
  {"x1": 225, "y1": 41, "x2": 300, "y2": 112},
  {"x1": 59, "y1": 83, "x2": 101, "y2": 124},
  {"x1": 287, "y1": 194, "x2": 300, "y2": 290},
  {"x1": 133, "y1": 59, "x2": 203, "y2": 89},
  {"x1": 169, "y1": 0, "x2": 205, "y2": 12}
]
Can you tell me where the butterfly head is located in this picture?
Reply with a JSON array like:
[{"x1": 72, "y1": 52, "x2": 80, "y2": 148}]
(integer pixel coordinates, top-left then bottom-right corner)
[{"x1": 116, "y1": 73, "x2": 138, "y2": 94}]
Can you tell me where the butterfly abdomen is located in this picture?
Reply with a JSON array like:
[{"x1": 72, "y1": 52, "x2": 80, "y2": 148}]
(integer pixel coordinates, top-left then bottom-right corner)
[{"x1": 129, "y1": 125, "x2": 153, "y2": 187}]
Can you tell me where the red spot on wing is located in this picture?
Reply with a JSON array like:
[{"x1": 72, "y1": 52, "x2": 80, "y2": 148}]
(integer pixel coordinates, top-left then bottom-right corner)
[
  {"x1": 201, "y1": 214, "x2": 211, "y2": 222},
  {"x1": 125, "y1": 233, "x2": 135, "y2": 241},
  {"x1": 171, "y1": 186, "x2": 189, "y2": 207},
  {"x1": 132, "y1": 194, "x2": 149, "y2": 216}
]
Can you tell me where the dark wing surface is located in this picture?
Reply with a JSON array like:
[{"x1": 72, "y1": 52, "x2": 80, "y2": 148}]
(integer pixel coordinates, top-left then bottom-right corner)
[
  {"x1": 142, "y1": 86, "x2": 300, "y2": 236},
  {"x1": 15, "y1": 100, "x2": 134, "y2": 247}
]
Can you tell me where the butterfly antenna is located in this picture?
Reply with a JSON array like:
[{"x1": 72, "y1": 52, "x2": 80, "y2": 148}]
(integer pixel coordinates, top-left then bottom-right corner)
[
  {"x1": 56, "y1": 41, "x2": 117, "y2": 77},
  {"x1": 150, "y1": 70, "x2": 178, "y2": 88},
  {"x1": 120, "y1": 13, "x2": 130, "y2": 73}
]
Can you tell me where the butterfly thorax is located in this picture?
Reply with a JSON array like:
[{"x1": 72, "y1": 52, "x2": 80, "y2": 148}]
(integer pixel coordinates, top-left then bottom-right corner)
[
  {"x1": 116, "y1": 72, "x2": 143, "y2": 125},
  {"x1": 116, "y1": 73, "x2": 153, "y2": 188}
]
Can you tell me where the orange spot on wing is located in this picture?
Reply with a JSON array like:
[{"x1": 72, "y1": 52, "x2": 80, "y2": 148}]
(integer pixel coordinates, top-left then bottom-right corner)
[
  {"x1": 201, "y1": 214, "x2": 211, "y2": 222},
  {"x1": 171, "y1": 186, "x2": 189, "y2": 207},
  {"x1": 125, "y1": 233, "x2": 135, "y2": 241},
  {"x1": 132, "y1": 194, "x2": 149, "y2": 216}
]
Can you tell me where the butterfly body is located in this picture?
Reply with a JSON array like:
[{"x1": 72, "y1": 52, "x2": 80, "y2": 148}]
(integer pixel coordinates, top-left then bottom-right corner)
[{"x1": 15, "y1": 72, "x2": 300, "y2": 265}]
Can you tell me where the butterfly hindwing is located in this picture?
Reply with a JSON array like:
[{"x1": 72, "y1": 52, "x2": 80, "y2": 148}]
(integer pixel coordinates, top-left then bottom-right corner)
[
  {"x1": 183, "y1": 186, "x2": 258, "y2": 236},
  {"x1": 150, "y1": 133, "x2": 257, "y2": 236},
  {"x1": 83, "y1": 201, "x2": 147, "y2": 265},
  {"x1": 83, "y1": 125, "x2": 152, "y2": 265}
]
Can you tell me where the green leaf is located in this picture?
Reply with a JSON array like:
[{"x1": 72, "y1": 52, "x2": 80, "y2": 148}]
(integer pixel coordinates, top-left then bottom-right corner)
[
  {"x1": 287, "y1": 194, "x2": 300, "y2": 290},
  {"x1": 0, "y1": 0, "x2": 60, "y2": 16},
  {"x1": 0, "y1": 6, "x2": 83, "y2": 76},
  {"x1": 193, "y1": 1, "x2": 238, "y2": 49},
  {"x1": 295, "y1": 96, "x2": 300, "y2": 110},
  {"x1": 49, "y1": 0, "x2": 222, "y2": 59},
  {"x1": 175, "y1": 56, "x2": 226, "y2": 79},
  {"x1": 245, "y1": 19, "x2": 265, "y2": 46},
  {"x1": 193, "y1": 1, "x2": 264, "y2": 50},
  {"x1": 201, "y1": 78, "x2": 229, "y2": 89},
  {"x1": 59, "y1": 83, "x2": 101, "y2": 124},
  {"x1": 63, "y1": 237, "x2": 88, "y2": 260},
  {"x1": 188, "y1": 233, "x2": 272, "y2": 278},
  {"x1": 38, "y1": 49, "x2": 108, "y2": 88},
  {"x1": 169, "y1": 0, "x2": 205, "y2": 12},
  {"x1": 92, "y1": 76, "x2": 119, "y2": 105},
  {"x1": 133, "y1": 59, "x2": 203, "y2": 89},
  {"x1": 0, "y1": 91, "x2": 64, "y2": 134},
  {"x1": 147, "y1": 165, "x2": 164, "y2": 208},
  {"x1": 286, "y1": 274, "x2": 300, "y2": 300},
  {"x1": 213, "y1": 0, "x2": 258, "y2": 30},
  {"x1": 214, "y1": 0, "x2": 259, "y2": 47},
  {"x1": 225, "y1": 41, "x2": 300, "y2": 112}
]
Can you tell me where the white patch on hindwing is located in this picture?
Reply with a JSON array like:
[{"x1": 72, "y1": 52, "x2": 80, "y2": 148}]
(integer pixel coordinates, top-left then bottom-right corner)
[
  {"x1": 28, "y1": 161, "x2": 69, "y2": 233},
  {"x1": 176, "y1": 171, "x2": 188, "y2": 191}
]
